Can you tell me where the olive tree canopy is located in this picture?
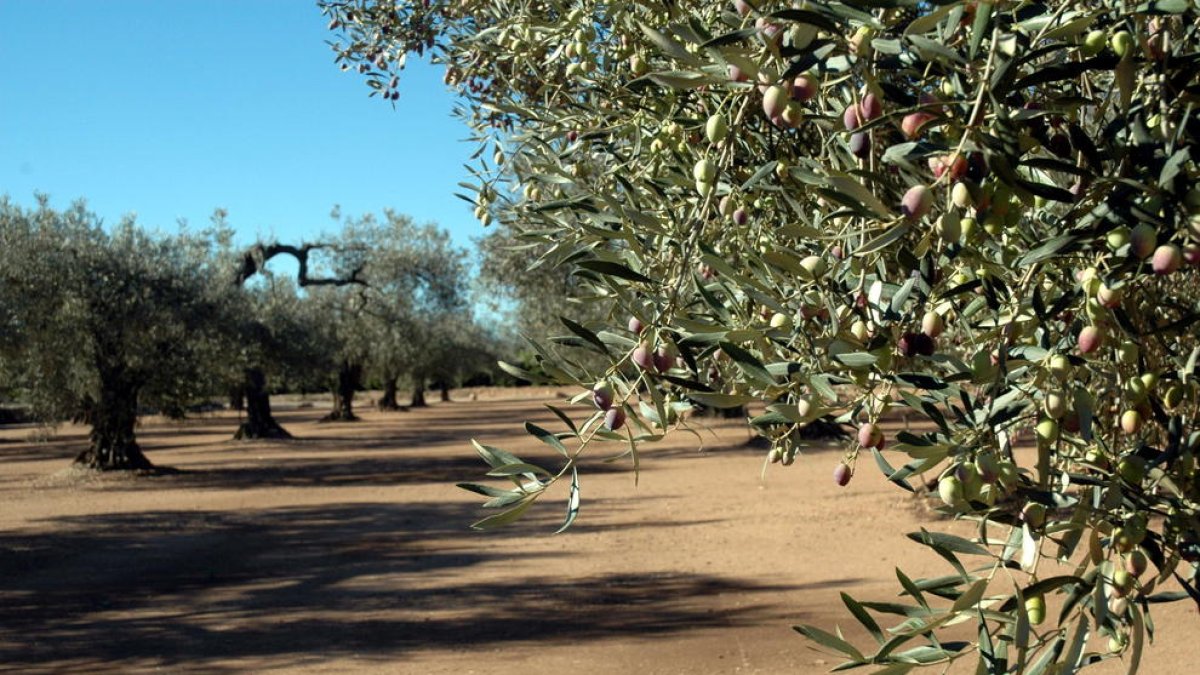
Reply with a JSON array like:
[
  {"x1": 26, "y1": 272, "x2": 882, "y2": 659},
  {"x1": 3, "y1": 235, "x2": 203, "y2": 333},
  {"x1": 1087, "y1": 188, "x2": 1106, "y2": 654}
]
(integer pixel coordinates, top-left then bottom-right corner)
[
  {"x1": 324, "y1": 1, "x2": 1200, "y2": 669},
  {"x1": 309, "y1": 209, "x2": 473, "y2": 415},
  {"x1": 0, "y1": 196, "x2": 238, "y2": 470}
]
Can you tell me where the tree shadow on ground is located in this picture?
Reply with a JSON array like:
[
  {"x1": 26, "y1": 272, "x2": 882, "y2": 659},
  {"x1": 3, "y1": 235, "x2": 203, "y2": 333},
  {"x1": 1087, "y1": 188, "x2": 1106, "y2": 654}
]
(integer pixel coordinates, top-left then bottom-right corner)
[
  {"x1": 0, "y1": 502, "x2": 839, "y2": 672},
  {"x1": 89, "y1": 450, "x2": 644, "y2": 492}
]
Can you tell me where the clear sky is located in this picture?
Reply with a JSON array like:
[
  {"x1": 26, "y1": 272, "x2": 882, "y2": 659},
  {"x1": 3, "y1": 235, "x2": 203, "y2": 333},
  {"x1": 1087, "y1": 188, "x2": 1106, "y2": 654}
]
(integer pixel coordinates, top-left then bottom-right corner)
[{"x1": 0, "y1": 0, "x2": 481, "y2": 257}]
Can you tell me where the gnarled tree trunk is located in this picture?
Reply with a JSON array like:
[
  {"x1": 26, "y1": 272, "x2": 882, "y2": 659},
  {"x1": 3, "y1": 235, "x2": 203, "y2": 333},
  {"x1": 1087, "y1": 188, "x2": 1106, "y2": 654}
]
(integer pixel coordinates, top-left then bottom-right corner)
[
  {"x1": 440, "y1": 382, "x2": 451, "y2": 402},
  {"x1": 229, "y1": 241, "x2": 366, "y2": 441},
  {"x1": 410, "y1": 379, "x2": 427, "y2": 408},
  {"x1": 73, "y1": 367, "x2": 153, "y2": 471},
  {"x1": 322, "y1": 361, "x2": 362, "y2": 422},
  {"x1": 377, "y1": 374, "x2": 404, "y2": 411},
  {"x1": 234, "y1": 367, "x2": 291, "y2": 440}
]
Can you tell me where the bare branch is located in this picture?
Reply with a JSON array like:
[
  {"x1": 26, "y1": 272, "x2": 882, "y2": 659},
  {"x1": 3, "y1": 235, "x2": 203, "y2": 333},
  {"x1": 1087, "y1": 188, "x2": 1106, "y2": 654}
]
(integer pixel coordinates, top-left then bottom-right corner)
[{"x1": 234, "y1": 242, "x2": 368, "y2": 288}]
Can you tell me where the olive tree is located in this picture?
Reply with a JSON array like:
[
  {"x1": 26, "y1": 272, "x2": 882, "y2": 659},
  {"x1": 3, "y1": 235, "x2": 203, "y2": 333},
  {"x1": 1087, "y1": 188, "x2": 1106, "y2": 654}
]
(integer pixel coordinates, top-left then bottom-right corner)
[
  {"x1": 414, "y1": 307, "x2": 498, "y2": 402},
  {"x1": 356, "y1": 210, "x2": 470, "y2": 407},
  {"x1": 324, "y1": 1, "x2": 1200, "y2": 669},
  {"x1": 0, "y1": 196, "x2": 237, "y2": 470},
  {"x1": 302, "y1": 283, "x2": 369, "y2": 421},
  {"x1": 209, "y1": 205, "x2": 369, "y2": 439},
  {"x1": 311, "y1": 209, "x2": 472, "y2": 415},
  {"x1": 368, "y1": 312, "x2": 422, "y2": 410},
  {"x1": 227, "y1": 277, "x2": 335, "y2": 424}
]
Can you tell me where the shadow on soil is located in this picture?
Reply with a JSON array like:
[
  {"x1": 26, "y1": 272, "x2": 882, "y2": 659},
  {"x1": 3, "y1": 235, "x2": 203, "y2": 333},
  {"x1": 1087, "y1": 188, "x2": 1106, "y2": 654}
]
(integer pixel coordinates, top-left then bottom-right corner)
[
  {"x1": 0, "y1": 397, "x2": 866, "y2": 671},
  {"x1": 0, "y1": 502, "x2": 828, "y2": 672}
]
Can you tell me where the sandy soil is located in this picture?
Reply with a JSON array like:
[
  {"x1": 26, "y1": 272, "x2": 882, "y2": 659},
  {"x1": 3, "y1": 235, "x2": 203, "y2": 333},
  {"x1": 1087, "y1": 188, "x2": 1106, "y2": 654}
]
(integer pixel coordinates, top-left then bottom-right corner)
[{"x1": 0, "y1": 389, "x2": 1195, "y2": 674}]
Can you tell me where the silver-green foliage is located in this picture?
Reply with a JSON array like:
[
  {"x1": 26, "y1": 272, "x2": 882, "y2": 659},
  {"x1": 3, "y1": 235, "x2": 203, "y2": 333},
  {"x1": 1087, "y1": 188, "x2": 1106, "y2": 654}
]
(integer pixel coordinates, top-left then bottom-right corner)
[
  {"x1": 323, "y1": 1, "x2": 1200, "y2": 670},
  {"x1": 0, "y1": 196, "x2": 239, "y2": 448},
  {"x1": 311, "y1": 209, "x2": 477, "y2": 392}
]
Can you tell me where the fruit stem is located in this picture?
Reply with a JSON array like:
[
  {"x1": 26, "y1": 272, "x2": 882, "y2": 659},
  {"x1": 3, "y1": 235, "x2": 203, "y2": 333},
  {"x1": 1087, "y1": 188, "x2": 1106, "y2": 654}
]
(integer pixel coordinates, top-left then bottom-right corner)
[{"x1": 1037, "y1": 443, "x2": 1051, "y2": 489}]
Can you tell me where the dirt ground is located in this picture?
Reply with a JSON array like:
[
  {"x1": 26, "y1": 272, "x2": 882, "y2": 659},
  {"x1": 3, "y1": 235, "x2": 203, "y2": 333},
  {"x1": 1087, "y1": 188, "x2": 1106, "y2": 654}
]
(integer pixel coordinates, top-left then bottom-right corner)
[{"x1": 0, "y1": 389, "x2": 1195, "y2": 674}]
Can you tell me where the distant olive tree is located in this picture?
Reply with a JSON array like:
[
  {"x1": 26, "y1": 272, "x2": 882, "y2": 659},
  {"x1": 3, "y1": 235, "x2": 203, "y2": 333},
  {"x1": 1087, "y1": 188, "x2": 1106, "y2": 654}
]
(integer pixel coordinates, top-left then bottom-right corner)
[
  {"x1": 207, "y1": 206, "x2": 369, "y2": 439},
  {"x1": 302, "y1": 281, "x2": 370, "y2": 421},
  {"x1": 416, "y1": 308, "x2": 498, "y2": 402},
  {"x1": 229, "y1": 277, "x2": 335, "y2": 421},
  {"x1": 321, "y1": 210, "x2": 473, "y2": 412},
  {"x1": 0, "y1": 196, "x2": 237, "y2": 470}
]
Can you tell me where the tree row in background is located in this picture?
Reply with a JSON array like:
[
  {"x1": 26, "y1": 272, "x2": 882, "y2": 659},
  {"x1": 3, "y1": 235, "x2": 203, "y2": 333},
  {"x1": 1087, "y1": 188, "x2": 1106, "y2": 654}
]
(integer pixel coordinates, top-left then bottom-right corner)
[{"x1": 0, "y1": 195, "x2": 507, "y2": 470}]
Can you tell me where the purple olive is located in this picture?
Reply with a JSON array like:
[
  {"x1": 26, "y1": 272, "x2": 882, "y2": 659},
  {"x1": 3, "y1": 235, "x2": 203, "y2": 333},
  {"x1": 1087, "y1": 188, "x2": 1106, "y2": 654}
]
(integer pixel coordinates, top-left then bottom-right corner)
[
  {"x1": 833, "y1": 462, "x2": 852, "y2": 486},
  {"x1": 1152, "y1": 244, "x2": 1182, "y2": 274},
  {"x1": 632, "y1": 343, "x2": 654, "y2": 370},
  {"x1": 966, "y1": 152, "x2": 988, "y2": 181},
  {"x1": 1130, "y1": 224, "x2": 1157, "y2": 259},
  {"x1": 592, "y1": 382, "x2": 614, "y2": 410},
  {"x1": 859, "y1": 94, "x2": 882, "y2": 122},
  {"x1": 1077, "y1": 325, "x2": 1103, "y2": 354},
  {"x1": 901, "y1": 112, "x2": 935, "y2": 139},
  {"x1": 901, "y1": 185, "x2": 933, "y2": 220},
  {"x1": 604, "y1": 407, "x2": 626, "y2": 431},
  {"x1": 763, "y1": 85, "x2": 789, "y2": 120},
  {"x1": 842, "y1": 103, "x2": 861, "y2": 131},
  {"x1": 849, "y1": 132, "x2": 870, "y2": 158},
  {"x1": 653, "y1": 347, "x2": 674, "y2": 373},
  {"x1": 857, "y1": 423, "x2": 882, "y2": 448},
  {"x1": 899, "y1": 332, "x2": 935, "y2": 357},
  {"x1": 791, "y1": 75, "x2": 817, "y2": 102}
]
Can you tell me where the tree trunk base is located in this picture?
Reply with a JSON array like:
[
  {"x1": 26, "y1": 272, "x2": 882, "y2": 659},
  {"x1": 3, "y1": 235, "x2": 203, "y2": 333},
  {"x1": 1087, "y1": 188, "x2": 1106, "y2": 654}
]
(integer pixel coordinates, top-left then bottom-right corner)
[
  {"x1": 410, "y1": 386, "x2": 427, "y2": 408},
  {"x1": 324, "y1": 362, "x2": 361, "y2": 423},
  {"x1": 233, "y1": 367, "x2": 291, "y2": 441},
  {"x1": 377, "y1": 377, "x2": 403, "y2": 411},
  {"x1": 72, "y1": 444, "x2": 155, "y2": 472},
  {"x1": 234, "y1": 420, "x2": 293, "y2": 440},
  {"x1": 319, "y1": 410, "x2": 360, "y2": 423}
]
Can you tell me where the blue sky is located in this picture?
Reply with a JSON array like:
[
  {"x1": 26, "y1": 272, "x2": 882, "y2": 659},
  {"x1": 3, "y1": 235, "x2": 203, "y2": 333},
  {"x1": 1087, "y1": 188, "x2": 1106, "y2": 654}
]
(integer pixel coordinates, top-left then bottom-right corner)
[{"x1": 0, "y1": 0, "x2": 481, "y2": 259}]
